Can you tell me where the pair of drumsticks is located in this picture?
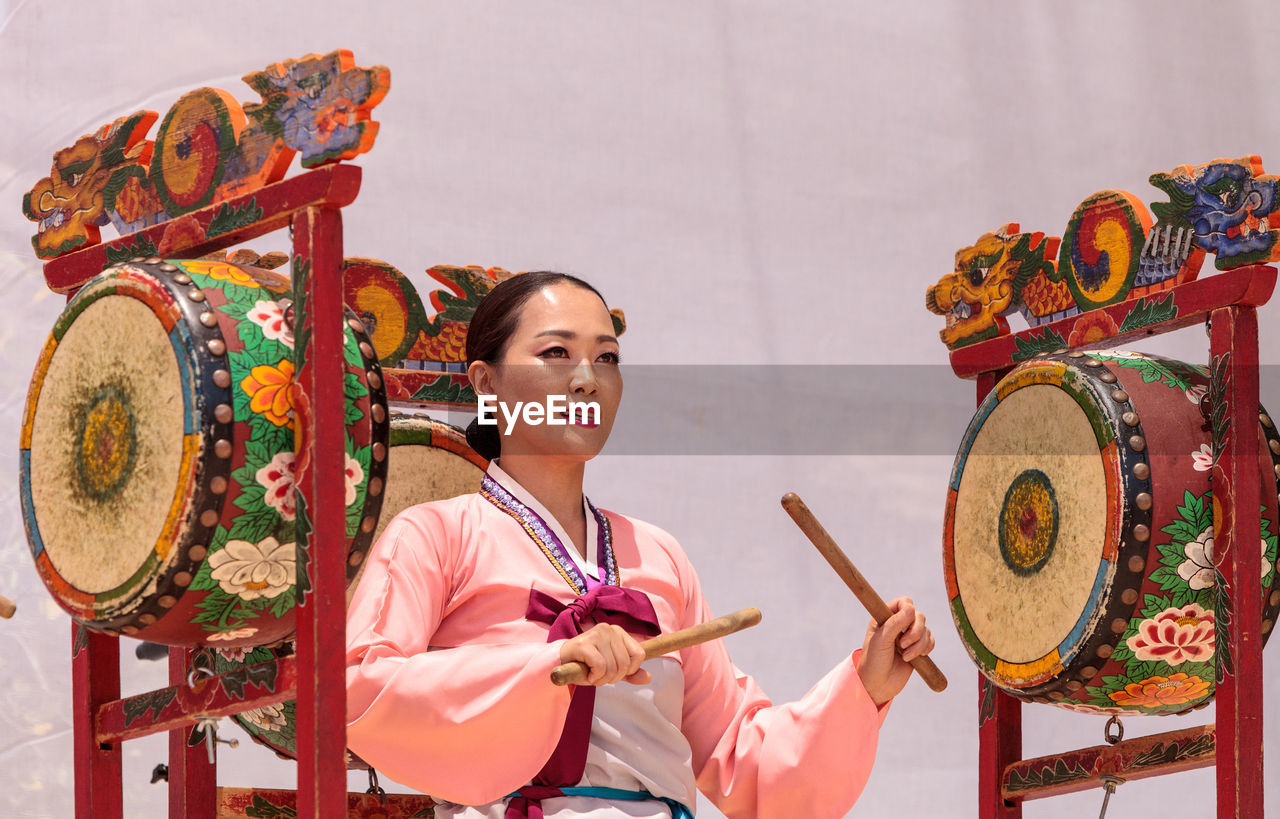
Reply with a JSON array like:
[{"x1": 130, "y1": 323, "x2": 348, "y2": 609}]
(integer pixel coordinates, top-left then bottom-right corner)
[{"x1": 552, "y1": 493, "x2": 947, "y2": 692}]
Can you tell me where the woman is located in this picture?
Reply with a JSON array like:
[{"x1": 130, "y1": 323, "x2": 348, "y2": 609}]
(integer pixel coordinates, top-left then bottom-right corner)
[{"x1": 344, "y1": 272, "x2": 934, "y2": 818}]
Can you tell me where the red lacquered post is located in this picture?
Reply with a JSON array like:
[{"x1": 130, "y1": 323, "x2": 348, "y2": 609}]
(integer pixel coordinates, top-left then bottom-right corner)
[
  {"x1": 73, "y1": 626, "x2": 122, "y2": 818},
  {"x1": 1208, "y1": 306, "x2": 1265, "y2": 818},
  {"x1": 974, "y1": 369, "x2": 1023, "y2": 819},
  {"x1": 168, "y1": 647, "x2": 216, "y2": 818},
  {"x1": 291, "y1": 205, "x2": 349, "y2": 817}
]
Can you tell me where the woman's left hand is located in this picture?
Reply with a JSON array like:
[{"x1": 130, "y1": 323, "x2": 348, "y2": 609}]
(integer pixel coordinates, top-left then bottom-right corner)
[{"x1": 855, "y1": 596, "x2": 934, "y2": 707}]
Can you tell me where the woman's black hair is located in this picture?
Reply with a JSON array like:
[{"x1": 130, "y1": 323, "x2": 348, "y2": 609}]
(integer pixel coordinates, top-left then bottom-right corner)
[{"x1": 464, "y1": 271, "x2": 610, "y2": 461}]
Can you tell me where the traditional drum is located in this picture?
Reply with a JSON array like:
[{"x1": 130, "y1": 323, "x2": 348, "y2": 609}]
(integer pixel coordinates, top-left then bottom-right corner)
[
  {"x1": 19, "y1": 258, "x2": 388, "y2": 647},
  {"x1": 944, "y1": 350, "x2": 1280, "y2": 715},
  {"x1": 197, "y1": 414, "x2": 487, "y2": 759}
]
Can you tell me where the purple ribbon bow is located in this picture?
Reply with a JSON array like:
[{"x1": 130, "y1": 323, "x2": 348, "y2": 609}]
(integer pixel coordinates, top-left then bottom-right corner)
[{"x1": 506, "y1": 585, "x2": 661, "y2": 819}]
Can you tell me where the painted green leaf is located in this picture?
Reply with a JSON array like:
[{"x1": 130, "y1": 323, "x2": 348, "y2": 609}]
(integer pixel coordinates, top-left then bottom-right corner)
[
  {"x1": 1010, "y1": 327, "x2": 1067, "y2": 362},
  {"x1": 1215, "y1": 566, "x2": 1233, "y2": 684},
  {"x1": 268, "y1": 587, "x2": 297, "y2": 619},
  {"x1": 409, "y1": 374, "x2": 476, "y2": 405},
  {"x1": 1110, "y1": 639, "x2": 1133, "y2": 665},
  {"x1": 228, "y1": 504, "x2": 282, "y2": 544},
  {"x1": 1117, "y1": 293, "x2": 1177, "y2": 333},
  {"x1": 207, "y1": 197, "x2": 265, "y2": 239},
  {"x1": 1149, "y1": 566, "x2": 1183, "y2": 593},
  {"x1": 1125, "y1": 660, "x2": 1164, "y2": 682},
  {"x1": 122, "y1": 686, "x2": 177, "y2": 727},
  {"x1": 295, "y1": 492, "x2": 312, "y2": 600},
  {"x1": 1006, "y1": 758, "x2": 1091, "y2": 792},
  {"x1": 1156, "y1": 539, "x2": 1186, "y2": 567},
  {"x1": 978, "y1": 677, "x2": 995, "y2": 727},
  {"x1": 219, "y1": 658, "x2": 280, "y2": 699},
  {"x1": 344, "y1": 328, "x2": 363, "y2": 368},
  {"x1": 244, "y1": 793, "x2": 299, "y2": 818},
  {"x1": 104, "y1": 235, "x2": 158, "y2": 265},
  {"x1": 243, "y1": 438, "x2": 275, "y2": 469},
  {"x1": 1141, "y1": 593, "x2": 1173, "y2": 617},
  {"x1": 1166, "y1": 587, "x2": 1199, "y2": 610},
  {"x1": 1177, "y1": 660, "x2": 1214, "y2": 681},
  {"x1": 1127, "y1": 734, "x2": 1215, "y2": 769}
]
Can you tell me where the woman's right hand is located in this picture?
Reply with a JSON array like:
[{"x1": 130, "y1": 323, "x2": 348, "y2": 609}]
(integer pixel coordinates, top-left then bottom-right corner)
[{"x1": 558, "y1": 623, "x2": 652, "y2": 686}]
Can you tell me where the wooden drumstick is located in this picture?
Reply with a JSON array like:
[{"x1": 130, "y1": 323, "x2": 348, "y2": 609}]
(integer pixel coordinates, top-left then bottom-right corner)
[
  {"x1": 781, "y1": 493, "x2": 948, "y2": 693},
  {"x1": 551, "y1": 608, "x2": 762, "y2": 686},
  {"x1": 0, "y1": 594, "x2": 15, "y2": 620}
]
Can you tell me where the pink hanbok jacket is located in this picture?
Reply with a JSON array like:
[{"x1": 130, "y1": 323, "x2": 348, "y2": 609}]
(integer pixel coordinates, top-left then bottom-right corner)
[{"x1": 345, "y1": 465, "x2": 890, "y2": 818}]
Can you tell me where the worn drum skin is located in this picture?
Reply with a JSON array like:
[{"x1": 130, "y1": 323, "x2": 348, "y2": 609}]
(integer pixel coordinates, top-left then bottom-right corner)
[
  {"x1": 19, "y1": 258, "x2": 388, "y2": 647},
  {"x1": 943, "y1": 350, "x2": 1280, "y2": 715},
  {"x1": 198, "y1": 414, "x2": 487, "y2": 759}
]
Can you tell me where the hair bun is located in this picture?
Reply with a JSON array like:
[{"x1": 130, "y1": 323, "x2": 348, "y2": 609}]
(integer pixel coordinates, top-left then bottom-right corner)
[{"x1": 465, "y1": 417, "x2": 502, "y2": 462}]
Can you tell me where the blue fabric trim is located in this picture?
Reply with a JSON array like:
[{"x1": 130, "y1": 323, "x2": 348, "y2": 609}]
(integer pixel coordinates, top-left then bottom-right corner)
[{"x1": 506, "y1": 786, "x2": 694, "y2": 818}]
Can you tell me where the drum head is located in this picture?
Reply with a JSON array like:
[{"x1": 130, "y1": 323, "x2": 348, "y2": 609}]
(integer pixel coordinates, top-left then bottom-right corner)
[
  {"x1": 946, "y1": 361, "x2": 1124, "y2": 690},
  {"x1": 953, "y1": 385, "x2": 1110, "y2": 665},
  {"x1": 21, "y1": 258, "x2": 390, "y2": 645},
  {"x1": 23, "y1": 275, "x2": 198, "y2": 620}
]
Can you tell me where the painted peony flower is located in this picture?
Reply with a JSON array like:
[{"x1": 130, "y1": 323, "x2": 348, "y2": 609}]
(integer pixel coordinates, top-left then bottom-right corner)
[
  {"x1": 208, "y1": 538, "x2": 296, "y2": 601},
  {"x1": 1068, "y1": 312, "x2": 1120, "y2": 348},
  {"x1": 1126, "y1": 603, "x2": 1215, "y2": 665},
  {"x1": 254, "y1": 450, "x2": 362, "y2": 515},
  {"x1": 1190, "y1": 443, "x2": 1214, "y2": 472},
  {"x1": 206, "y1": 626, "x2": 259, "y2": 642},
  {"x1": 247, "y1": 300, "x2": 294, "y2": 347},
  {"x1": 1176, "y1": 526, "x2": 1269, "y2": 589},
  {"x1": 241, "y1": 360, "x2": 295, "y2": 427},
  {"x1": 240, "y1": 704, "x2": 288, "y2": 732},
  {"x1": 343, "y1": 452, "x2": 364, "y2": 506},
  {"x1": 1108, "y1": 673, "x2": 1210, "y2": 709},
  {"x1": 215, "y1": 646, "x2": 250, "y2": 662},
  {"x1": 256, "y1": 452, "x2": 297, "y2": 521},
  {"x1": 1178, "y1": 528, "x2": 1216, "y2": 590}
]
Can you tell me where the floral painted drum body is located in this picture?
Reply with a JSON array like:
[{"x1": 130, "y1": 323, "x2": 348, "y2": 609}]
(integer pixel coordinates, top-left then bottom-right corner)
[
  {"x1": 943, "y1": 351, "x2": 1280, "y2": 715},
  {"x1": 199, "y1": 414, "x2": 487, "y2": 758},
  {"x1": 19, "y1": 258, "x2": 388, "y2": 647}
]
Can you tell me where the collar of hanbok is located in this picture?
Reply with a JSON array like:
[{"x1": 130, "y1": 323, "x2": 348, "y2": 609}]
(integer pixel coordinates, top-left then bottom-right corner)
[{"x1": 479, "y1": 459, "x2": 619, "y2": 594}]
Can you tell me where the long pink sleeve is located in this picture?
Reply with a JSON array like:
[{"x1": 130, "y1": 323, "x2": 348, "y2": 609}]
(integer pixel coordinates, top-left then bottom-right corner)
[
  {"x1": 344, "y1": 504, "x2": 573, "y2": 805},
  {"x1": 659, "y1": 529, "x2": 891, "y2": 818}
]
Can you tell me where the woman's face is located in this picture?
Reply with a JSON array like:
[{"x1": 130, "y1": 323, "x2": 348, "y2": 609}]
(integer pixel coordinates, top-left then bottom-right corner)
[{"x1": 468, "y1": 282, "x2": 623, "y2": 461}]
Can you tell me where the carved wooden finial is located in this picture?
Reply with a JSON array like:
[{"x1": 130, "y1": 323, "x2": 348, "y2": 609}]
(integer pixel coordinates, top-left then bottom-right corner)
[{"x1": 23, "y1": 49, "x2": 390, "y2": 261}]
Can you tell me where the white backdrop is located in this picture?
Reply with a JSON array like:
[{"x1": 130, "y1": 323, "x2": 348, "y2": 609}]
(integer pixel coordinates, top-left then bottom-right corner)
[{"x1": 2, "y1": 1, "x2": 1279, "y2": 816}]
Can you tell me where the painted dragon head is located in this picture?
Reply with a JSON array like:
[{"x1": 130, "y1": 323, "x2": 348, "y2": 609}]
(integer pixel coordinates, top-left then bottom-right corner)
[
  {"x1": 1149, "y1": 155, "x2": 1280, "y2": 269},
  {"x1": 926, "y1": 223, "x2": 1056, "y2": 349},
  {"x1": 22, "y1": 112, "x2": 154, "y2": 259}
]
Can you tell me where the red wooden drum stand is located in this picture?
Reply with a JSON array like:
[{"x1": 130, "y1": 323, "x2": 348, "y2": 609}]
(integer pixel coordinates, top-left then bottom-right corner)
[
  {"x1": 57, "y1": 168, "x2": 363, "y2": 818},
  {"x1": 932, "y1": 188, "x2": 1278, "y2": 815},
  {"x1": 17, "y1": 51, "x2": 424, "y2": 817}
]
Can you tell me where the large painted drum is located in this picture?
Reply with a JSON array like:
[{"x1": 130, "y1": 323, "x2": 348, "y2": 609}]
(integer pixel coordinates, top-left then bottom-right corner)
[
  {"x1": 19, "y1": 258, "x2": 388, "y2": 647},
  {"x1": 944, "y1": 350, "x2": 1280, "y2": 715},
  {"x1": 198, "y1": 414, "x2": 487, "y2": 759}
]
